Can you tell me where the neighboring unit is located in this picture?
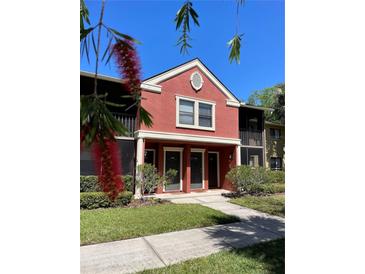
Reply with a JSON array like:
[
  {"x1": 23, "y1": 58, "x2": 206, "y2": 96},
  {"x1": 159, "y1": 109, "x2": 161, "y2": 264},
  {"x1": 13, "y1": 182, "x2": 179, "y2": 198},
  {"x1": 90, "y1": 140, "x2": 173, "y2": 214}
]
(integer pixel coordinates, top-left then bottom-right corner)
[
  {"x1": 80, "y1": 58, "x2": 283, "y2": 194},
  {"x1": 265, "y1": 121, "x2": 285, "y2": 170}
]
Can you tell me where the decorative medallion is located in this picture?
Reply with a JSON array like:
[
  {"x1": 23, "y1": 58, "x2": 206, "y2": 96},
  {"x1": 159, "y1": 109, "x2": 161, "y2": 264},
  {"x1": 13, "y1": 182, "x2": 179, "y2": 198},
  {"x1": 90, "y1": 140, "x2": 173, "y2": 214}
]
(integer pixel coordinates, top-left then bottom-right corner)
[{"x1": 190, "y1": 71, "x2": 204, "y2": 91}]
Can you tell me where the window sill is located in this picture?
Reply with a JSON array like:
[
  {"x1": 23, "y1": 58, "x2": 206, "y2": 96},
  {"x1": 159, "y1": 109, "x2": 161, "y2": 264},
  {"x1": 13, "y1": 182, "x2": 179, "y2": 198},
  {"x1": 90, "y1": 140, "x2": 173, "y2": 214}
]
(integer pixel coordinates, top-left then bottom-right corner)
[{"x1": 176, "y1": 124, "x2": 215, "y2": 132}]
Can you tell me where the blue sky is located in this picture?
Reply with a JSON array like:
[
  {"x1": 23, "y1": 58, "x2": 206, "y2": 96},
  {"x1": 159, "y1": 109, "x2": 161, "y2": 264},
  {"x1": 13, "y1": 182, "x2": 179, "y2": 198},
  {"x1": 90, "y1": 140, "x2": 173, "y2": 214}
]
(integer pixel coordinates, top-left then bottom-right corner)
[{"x1": 80, "y1": 0, "x2": 284, "y2": 101}]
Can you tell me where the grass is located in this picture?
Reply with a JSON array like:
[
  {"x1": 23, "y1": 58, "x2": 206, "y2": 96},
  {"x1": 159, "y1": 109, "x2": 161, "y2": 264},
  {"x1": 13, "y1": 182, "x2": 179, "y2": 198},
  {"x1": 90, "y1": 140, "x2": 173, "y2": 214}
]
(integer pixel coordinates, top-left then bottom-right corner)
[
  {"x1": 230, "y1": 194, "x2": 285, "y2": 217},
  {"x1": 139, "y1": 238, "x2": 285, "y2": 274},
  {"x1": 80, "y1": 204, "x2": 239, "y2": 245}
]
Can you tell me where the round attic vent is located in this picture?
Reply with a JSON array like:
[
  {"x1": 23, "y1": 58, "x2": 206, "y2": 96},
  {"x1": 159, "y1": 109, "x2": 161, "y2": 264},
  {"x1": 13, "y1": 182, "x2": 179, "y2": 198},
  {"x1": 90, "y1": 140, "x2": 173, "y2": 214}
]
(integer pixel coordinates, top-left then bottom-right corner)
[{"x1": 190, "y1": 71, "x2": 204, "y2": 91}]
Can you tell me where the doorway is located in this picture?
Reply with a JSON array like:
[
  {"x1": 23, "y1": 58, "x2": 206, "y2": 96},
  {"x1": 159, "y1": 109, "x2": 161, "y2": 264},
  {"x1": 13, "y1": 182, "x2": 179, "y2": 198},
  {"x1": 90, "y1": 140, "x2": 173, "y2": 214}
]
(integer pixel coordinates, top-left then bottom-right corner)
[
  {"x1": 164, "y1": 148, "x2": 183, "y2": 191},
  {"x1": 208, "y1": 152, "x2": 219, "y2": 188}
]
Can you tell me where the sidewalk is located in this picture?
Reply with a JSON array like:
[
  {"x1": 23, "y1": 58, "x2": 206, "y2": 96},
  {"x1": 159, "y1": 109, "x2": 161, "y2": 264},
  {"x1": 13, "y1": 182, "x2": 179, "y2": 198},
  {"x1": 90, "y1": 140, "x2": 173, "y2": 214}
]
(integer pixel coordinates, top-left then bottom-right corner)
[{"x1": 81, "y1": 192, "x2": 285, "y2": 274}]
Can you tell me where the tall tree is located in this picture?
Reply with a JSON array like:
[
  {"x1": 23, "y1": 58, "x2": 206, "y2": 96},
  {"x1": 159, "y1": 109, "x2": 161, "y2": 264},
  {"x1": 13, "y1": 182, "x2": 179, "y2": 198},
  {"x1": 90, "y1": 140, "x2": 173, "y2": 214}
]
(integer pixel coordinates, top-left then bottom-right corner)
[
  {"x1": 80, "y1": 0, "x2": 152, "y2": 200},
  {"x1": 247, "y1": 83, "x2": 285, "y2": 123}
]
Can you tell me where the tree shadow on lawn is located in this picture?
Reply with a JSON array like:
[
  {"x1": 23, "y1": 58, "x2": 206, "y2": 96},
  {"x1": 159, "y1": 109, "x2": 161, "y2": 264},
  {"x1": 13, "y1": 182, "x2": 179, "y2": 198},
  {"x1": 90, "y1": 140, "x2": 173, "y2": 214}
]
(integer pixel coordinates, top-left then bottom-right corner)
[
  {"x1": 202, "y1": 214, "x2": 285, "y2": 254},
  {"x1": 201, "y1": 215, "x2": 285, "y2": 273}
]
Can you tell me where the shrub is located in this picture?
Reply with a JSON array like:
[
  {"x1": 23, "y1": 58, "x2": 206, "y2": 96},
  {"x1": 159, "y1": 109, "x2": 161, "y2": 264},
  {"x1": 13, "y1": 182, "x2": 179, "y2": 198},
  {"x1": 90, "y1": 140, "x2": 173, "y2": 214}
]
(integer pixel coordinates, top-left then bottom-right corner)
[
  {"x1": 267, "y1": 170, "x2": 285, "y2": 184},
  {"x1": 272, "y1": 183, "x2": 285, "y2": 193},
  {"x1": 115, "y1": 191, "x2": 134, "y2": 206},
  {"x1": 80, "y1": 191, "x2": 133, "y2": 209},
  {"x1": 245, "y1": 183, "x2": 284, "y2": 194},
  {"x1": 80, "y1": 176, "x2": 101, "y2": 192},
  {"x1": 122, "y1": 175, "x2": 134, "y2": 192},
  {"x1": 226, "y1": 166, "x2": 269, "y2": 193},
  {"x1": 81, "y1": 175, "x2": 135, "y2": 192},
  {"x1": 137, "y1": 164, "x2": 177, "y2": 197},
  {"x1": 80, "y1": 192, "x2": 109, "y2": 209}
]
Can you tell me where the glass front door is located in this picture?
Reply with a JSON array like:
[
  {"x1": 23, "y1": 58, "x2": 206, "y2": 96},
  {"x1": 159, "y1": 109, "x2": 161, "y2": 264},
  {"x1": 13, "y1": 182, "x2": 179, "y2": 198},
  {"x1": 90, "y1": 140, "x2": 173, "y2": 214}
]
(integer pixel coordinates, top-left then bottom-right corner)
[
  {"x1": 165, "y1": 151, "x2": 181, "y2": 191},
  {"x1": 191, "y1": 151, "x2": 203, "y2": 189}
]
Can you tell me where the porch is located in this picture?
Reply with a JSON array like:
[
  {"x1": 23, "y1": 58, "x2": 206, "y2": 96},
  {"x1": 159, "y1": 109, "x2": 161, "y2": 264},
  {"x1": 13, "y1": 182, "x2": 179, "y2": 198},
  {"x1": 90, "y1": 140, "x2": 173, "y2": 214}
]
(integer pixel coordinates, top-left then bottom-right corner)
[{"x1": 137, "y1": 138, "x2": 241, "y2": 194}]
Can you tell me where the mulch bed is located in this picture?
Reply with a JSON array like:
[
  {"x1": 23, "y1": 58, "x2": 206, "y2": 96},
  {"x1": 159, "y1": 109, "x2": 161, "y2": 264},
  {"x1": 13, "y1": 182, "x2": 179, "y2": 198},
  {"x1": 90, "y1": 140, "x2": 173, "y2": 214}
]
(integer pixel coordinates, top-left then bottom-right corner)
[{"x1": 125, "y1": 198, "x2": 171, "y2": 208}]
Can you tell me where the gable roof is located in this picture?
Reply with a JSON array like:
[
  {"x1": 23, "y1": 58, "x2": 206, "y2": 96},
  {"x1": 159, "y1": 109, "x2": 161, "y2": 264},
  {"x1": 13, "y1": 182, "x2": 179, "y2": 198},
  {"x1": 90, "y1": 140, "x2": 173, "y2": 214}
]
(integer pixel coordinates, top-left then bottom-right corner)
[{"x1": 141, "y1": 58, "x2": 240, "y2": 107}]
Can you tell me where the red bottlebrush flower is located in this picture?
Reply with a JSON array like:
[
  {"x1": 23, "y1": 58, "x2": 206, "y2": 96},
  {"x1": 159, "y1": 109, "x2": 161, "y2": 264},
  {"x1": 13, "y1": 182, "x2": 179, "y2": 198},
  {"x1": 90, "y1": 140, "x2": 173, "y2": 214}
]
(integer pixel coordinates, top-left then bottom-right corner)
[
  {"x1": 113, "y1": 40, "x2": 142, "y2": 95},
  {"x1": 92, "y1": 139, "x2": 124, "y2": 201}
]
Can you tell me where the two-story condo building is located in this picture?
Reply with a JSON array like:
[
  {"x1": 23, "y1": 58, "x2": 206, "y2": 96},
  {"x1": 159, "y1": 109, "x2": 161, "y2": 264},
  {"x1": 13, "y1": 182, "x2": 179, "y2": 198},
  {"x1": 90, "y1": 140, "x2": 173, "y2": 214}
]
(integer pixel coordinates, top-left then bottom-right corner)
[{"x1": 81, "y1": 59, "x2": 270, "y2": 194}]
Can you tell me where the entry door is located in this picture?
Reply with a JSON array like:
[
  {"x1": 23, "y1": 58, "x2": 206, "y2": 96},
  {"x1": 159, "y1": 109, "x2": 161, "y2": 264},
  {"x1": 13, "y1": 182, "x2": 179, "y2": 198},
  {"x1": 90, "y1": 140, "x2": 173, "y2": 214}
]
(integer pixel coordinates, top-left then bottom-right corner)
[
  {"x1": 165, "y1": 151, "x2": 181, "y2": 191},
  {"x1": 208, "y1": 153, "x2": 218, "y2": 188},
  {"x1": 190, "y1": 152, "x2": 203, "y2": 189}
]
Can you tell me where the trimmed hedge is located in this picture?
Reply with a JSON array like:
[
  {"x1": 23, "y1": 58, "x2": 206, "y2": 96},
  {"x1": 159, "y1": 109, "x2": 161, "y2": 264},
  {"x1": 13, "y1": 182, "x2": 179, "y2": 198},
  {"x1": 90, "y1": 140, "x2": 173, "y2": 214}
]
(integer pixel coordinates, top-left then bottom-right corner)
[
  {"x1": 267, "y1": 170, "x2": 285, "y2": 184},
  {"x1": 80, "y1": 191, "x2": 133, "y2": 209},
  {"x1": 80, "y1": 176, "x2": 101, "y2": 192},
  {"x1": 245, "y1": 183, "x2": 285, "y2": 194},
  {"x1": 80, "y1": 175, "x2": 134, "y2": 192}
]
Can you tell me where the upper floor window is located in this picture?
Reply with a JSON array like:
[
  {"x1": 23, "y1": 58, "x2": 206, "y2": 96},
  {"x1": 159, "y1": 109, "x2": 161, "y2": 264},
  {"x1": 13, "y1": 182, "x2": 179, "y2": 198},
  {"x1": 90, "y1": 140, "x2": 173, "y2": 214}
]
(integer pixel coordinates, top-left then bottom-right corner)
[
  {"x1": 179, "y1": 99, "x2": 194, "y2": 125},
  {"x1": 176, "y1": 96, "x2": 215, "y2": 131},
  {"x1": 270, "y1": 128, "x2": 281, "y2": 139},
  {"x1": 198, "y1": 103, "x2": 212, "y2": 127}
]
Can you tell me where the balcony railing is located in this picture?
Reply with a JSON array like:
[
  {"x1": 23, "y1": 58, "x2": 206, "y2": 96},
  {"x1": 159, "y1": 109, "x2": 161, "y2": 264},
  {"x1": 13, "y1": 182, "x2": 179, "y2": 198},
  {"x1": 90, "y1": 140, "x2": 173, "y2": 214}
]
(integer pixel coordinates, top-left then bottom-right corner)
[
  {"x1": 112, "y1": 112, "x2": 136, "y2": 137},
  {"x1": 240, "y1": 129, "x2": 263, "y2": 146}
]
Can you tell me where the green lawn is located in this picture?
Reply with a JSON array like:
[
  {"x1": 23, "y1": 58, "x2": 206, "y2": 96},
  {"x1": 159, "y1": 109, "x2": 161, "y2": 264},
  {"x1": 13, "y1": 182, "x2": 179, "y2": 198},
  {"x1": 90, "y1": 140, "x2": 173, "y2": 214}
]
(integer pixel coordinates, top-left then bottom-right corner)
[
  {"x1": 139, "y1": 238, "x2": 285, "y2": 274},
  {"x1": 230, "y1": 194, "x2": 285, "y2": 217},
  {"x1": 81, "y1": 204, "x2": 239, "y2": 245}
]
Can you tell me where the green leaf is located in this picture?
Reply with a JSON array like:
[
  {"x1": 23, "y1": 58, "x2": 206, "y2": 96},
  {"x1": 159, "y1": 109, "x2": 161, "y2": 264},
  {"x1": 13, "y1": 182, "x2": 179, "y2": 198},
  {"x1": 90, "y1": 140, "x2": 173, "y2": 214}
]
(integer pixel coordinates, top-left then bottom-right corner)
[
  {"x1": 108, "y1": 28, "x2": 141, "y2": 44},
  {"x1": 175, "y1": 4, "x2": 187, "y2": 29},
  {"x1": 140, "y1": 106, "x2": 153, "y2": 128},
  {"x1": 228, "y1": 34, "x2": 243, "y2": 64},
  {"x1": 105, "y1": 101, "x2": 126, "y2": 108},
  {"x1": 174, "y1": 1, "x2": 200, "y2": 55},
  {"x1": 91, "y1": 32, "x2": 97, "y2": 56},
  {"x1": 102, "y1": 36, "x2": 113, "y2": 62},
  {"x1": 80, "y1": 27, "x2": 94, "y2": 41},
  {"x1": 189, "y1": 7, "x2": 200, "y2": 26}
]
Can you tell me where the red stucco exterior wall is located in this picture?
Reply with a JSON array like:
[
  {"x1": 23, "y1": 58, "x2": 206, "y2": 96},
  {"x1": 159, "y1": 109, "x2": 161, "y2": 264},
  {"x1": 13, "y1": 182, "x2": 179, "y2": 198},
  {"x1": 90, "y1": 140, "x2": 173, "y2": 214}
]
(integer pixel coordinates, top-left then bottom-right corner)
[{"x1": 140, "y1": 66, "x2": 239, "y2": 139}]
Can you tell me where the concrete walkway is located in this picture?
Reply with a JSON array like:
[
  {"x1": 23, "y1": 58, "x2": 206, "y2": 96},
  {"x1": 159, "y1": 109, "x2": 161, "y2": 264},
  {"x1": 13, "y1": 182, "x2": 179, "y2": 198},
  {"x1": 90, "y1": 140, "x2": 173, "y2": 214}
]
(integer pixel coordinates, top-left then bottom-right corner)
[{"x1": 81, "y1": 191, "x2": 285, "y2": 274}]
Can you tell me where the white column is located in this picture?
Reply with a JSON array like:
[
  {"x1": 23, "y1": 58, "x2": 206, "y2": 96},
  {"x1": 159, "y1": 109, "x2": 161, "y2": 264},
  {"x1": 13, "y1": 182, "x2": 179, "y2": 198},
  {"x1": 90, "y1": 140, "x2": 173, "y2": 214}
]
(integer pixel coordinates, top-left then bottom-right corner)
[
  {"x1": 236, "y1": 145, "x2": 241, "y2": 166},
  {"x1": 134, "y1": 137, "x2": 144, "y2": 198}
]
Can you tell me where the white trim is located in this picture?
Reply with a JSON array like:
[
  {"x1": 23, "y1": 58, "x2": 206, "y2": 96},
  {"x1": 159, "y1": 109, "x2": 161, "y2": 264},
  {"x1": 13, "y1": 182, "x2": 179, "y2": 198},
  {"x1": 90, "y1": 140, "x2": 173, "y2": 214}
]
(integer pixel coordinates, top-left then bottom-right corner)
[
  {"x1": 240, "y1": 102, "x2": 274, "y2": 111},
  {"x1": 140, "y1": 83, "x2": 162, "y2": 93},
  {"x1": 163, "y1": 147, "x2": 184, "y2": 152},
  {"x1": 176, "y1": 96, "x2": 216, "y2": 131},
  {"x1": 115, "y1": 136, "x2": 135, "y2": 141},
  {"x1": 190, "y1": 149, "x2": 205, "y2": 189},
  {"x1": 236, "y1": 145, "x2": 241, "y2": 166},
  {"x1": 240, "y1": 145, "x2": 264, "y2": 148},
  {"x1": 226, "y1": 100, "x2": 241, "y2": 107},
  {"x1": 141, "y1": 59, "x2": 240, "y2": 106},
  {"x1": 144, "y1": 149, "x2": 155, "y2": 165},
  {"x1": 176, "y1": 94, "x2": 216, "y2": 104},
  {"x1": 137, "y1": 130, "x2": 241, "y2": 145},
  {"x1": 163, "y1": 147, "x2": 183, "y2": 192},
  {"x1": 208, "y1": 151, "x2": 220, "y2": 188},
  {"x1": 191, "y1": 148, "x2": 206, "y2": 153},
  {"x1": 80, "y1": 71, "x2": 125, "y2": 84},
  {"x1": 135, "y1": 138, "x2": 144, "y2": 198}
]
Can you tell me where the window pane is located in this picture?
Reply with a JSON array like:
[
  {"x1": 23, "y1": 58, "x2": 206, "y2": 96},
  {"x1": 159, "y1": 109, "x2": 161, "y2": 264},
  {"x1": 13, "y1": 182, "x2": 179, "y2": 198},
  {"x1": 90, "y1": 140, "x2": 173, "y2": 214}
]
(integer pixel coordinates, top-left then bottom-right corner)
[
  {"x1": 180, "y1": 113, "x2": 194, "y2": 125},
  {"x1": 199, "y1": 117, "x2": 211, "y2": 127},
  {"x1": 199, "y1": 103, "x2": 212, "y2": 127},
  {"x1": 179, "y1": 100, "x2": 194, "y2": 125},
  {"x1": 180, "y1": 100, "x2": 194, "y2": 113},
  {"x1": 199, "y1": 103, "x2": 212, "y2": 116}
]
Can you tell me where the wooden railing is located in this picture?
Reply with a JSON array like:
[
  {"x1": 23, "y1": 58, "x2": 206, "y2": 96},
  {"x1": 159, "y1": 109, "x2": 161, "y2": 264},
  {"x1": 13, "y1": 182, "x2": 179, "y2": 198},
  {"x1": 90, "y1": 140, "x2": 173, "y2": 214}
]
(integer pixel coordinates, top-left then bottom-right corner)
[
  {"x1": 239, "y1": 129, "x2": 263, "y2": 146},
  {"x1": 112, "y1": 112, "x2": 136, "y2": 137}
]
